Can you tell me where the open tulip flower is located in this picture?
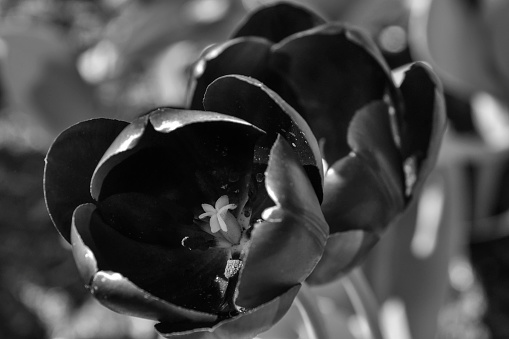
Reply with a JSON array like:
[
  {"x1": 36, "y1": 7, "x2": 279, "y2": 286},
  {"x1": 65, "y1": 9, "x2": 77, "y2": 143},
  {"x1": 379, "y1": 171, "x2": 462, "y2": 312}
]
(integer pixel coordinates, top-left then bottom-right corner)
[
  {"x1": 188, "y1": 3, "x2": 446, "y2": 284},
  {"x1": 44, "y1": 77, "x2": 329, "y2": 337},
  {"x1": 44, "y1": 3, "x2": 445, "y2": 338}
]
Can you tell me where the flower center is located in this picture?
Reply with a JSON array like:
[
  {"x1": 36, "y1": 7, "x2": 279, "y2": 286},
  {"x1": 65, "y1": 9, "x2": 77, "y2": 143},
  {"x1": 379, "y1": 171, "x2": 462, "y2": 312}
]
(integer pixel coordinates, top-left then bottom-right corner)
[{"x1": 198, "y1": 195, "x2": 243, "y2": 246}]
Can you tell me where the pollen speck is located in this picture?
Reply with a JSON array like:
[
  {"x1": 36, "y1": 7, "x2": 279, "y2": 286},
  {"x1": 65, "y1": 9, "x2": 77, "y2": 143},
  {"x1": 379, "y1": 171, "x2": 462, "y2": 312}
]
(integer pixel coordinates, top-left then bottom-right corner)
[{"x1": 224, "y1": 259, "x2": 243, "y2": 279}]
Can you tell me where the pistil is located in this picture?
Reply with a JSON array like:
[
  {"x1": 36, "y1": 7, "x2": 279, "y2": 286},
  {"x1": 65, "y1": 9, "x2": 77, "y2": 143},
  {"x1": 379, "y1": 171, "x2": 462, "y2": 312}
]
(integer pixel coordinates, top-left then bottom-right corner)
[{"x1": 198, "y1": 195, "x2": 242, "y2": 245}]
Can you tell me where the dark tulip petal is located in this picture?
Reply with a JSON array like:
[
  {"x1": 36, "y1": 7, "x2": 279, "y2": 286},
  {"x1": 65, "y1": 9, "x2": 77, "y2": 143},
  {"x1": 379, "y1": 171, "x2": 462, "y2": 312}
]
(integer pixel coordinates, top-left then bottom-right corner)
[
  {"x1": 203, "y1": 75, "x2": 323, "y2": 201},
  {"x1": 271, "y1": 23, "x2": 400, "y2": 162},
  {"x1": 321, "y1": 102, "x2": 405, "y2": 235},
  {"x1": 90, "y1": 271, "x2": 218, "y2": 325},
  {"x1": 156, "y1": 285, "x2": 300, "y2": 339},
  {"x1": 314, "y1": 102, "x2": 406, "y2": 283},
  {"x1": 189, "y1": 38, "x2": 273, "y2": 111},
  {"x1": 342, "y1": 27, "x2": 394, "y2": 81},
  {"x1": 311, "y1": 157, "x2": 401, "y2": 284},
  {"x1": 306, "y1": 230, "x2": 379, "y2": 285},
  {"x1": 96, "y1": 192, "x2": 215, "y2": 248},
  {"x1": 236, "y1": 136, "x2": 328, "y2": 308},
  {"x1": 347, "y1": 101, "x2": 405, "y2": 201},
  {"x1": 71, "y1": 203, "x2": 100, "y2": 281},
  {"x1": 44, "y1": 118, "x2": 128, "y2": 241},
  {"x1": 92, "y1": 108, "x2": 264, "y2": 215},
  {"x1": 73, "y1": 201, "x2": 234, "y2": 314},
  {"x1": 71, "y1": 204, "x2": 217, "y2": 324},
  {"x1": 232, "y1": 3, "x2": 325, "y2": 43},
  {"x1": 322, "y1": 156, "x2": 399, "y2": 234},
  {"x1": 90, "y1": 114, "x2": 150, "y2": 200},
  {"x1": 188, "y1": 38, "x2": 304, "y2": 115},
  {"x1": 398, "y1": 62, "x2": 447, "y2": 198}
]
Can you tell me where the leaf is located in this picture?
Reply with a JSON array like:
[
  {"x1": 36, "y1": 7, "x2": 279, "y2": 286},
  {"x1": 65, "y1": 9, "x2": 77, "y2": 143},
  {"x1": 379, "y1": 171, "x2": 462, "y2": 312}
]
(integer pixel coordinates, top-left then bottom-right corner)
[
  {"x1": 0, "y1": 24, "x2": 101, "y2": 132},
  {"x1": 413, "y1": 0, "x2": 504, "y2": 98},
  {"x1": 44, "y1": 118, "x2": 128, "y2": 241}
]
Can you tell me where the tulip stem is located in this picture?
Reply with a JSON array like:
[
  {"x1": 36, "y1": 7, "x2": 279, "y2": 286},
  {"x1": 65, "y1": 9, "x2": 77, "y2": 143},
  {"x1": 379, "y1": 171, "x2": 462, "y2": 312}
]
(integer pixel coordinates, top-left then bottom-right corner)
[
  {"x1": 295, "y1": 283, "x2": 329, "y2": 339},
  {"x1": 342, "y1": 268, "x2": 385, "y2": 339}
]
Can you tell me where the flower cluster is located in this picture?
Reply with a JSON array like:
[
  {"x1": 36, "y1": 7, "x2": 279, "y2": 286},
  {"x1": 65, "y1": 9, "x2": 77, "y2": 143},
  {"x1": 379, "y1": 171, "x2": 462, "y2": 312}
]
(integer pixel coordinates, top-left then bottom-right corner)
[{"x1": 44, "y1": 3, "x2": 446, "y2": 338}]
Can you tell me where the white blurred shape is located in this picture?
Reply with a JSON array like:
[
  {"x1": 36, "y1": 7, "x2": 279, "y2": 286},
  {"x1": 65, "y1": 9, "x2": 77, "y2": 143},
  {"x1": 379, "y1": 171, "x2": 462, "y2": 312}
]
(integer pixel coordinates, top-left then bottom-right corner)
[
  {"x1": 411, "y1": 177, "x2": 445, "y2": 259},
  {"x1": 378, "y1": 25, "x2": 407, "y2": 54},
  {"x1": 449, "y1": 256, "x2": 475, "y2": 292},
  {"x1": 471, "y1": 92, "x2": 509, "y2": 149},
  {"x1": 380, "y1": 298, "x2": 411, "y2": 339},
  {"x1": 183, "y1": 0, "x2": 231, "y2": 24},
  {"x1": 347, "y1": 314, "x2": 371, "y2": 339},
  {"x1": 151, "y1": 40, "x2": 201, "y2": 106},
  {"x1": 78, "y1": 39, "x2": 119, "y2": 83}
]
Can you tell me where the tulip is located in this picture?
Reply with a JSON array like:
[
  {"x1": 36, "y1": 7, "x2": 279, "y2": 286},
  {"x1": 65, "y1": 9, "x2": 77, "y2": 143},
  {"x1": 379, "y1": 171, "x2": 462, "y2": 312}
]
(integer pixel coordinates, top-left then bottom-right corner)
[
  {"x1": 189, "y1": 3, "x2": 446, "y2": 284},
  {"x1": 44, "y1": 76, "x2": 329, "y2": 338},
  {"x1": 44, "y1": 3, "x2": 446, "y2": 338}
]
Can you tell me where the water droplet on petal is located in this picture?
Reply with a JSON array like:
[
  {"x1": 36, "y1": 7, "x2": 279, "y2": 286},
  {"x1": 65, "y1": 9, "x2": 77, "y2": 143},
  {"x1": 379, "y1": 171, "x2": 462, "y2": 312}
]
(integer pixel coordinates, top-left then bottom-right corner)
[
  {"x1": 228, "y1": 172, "x2": 239, "y2": 182},
  {"x1": 221, "y1": 147, "x2": 228, "y2": 156},
  {"x1": 256, "y1": 173, "x2": 264, "y2": 182}
]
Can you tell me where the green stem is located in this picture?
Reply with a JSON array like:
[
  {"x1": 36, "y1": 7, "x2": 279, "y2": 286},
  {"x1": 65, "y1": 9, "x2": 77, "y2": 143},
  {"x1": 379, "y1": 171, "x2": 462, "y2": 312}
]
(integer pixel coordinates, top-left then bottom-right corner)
[
  {"x1": 295, "y1": 282, "x2": 329, "y2": 339},
  {"x1": 342, "y1": 268, "x2": 385, "y2": 339}
]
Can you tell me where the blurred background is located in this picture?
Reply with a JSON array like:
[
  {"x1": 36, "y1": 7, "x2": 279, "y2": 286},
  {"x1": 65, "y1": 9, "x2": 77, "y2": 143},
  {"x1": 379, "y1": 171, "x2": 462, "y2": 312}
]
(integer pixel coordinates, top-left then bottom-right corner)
[{"x1": 1, "y1": 0, "x2": 508, "y2": 338}]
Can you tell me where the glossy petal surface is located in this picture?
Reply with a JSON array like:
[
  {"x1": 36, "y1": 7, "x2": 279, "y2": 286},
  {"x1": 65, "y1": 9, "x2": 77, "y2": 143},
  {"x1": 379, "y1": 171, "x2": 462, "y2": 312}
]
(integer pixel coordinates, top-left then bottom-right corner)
[
  {"x1": 323, "y1": 101, "x2": 405, "y2": 233},
  {"x1": 190, "y1": 14, "x2": 401, "y2": 163},
  {"x1": 92, "y1": 108, "x2": 264, "y2": 211},
  {"x1": 156, "y1": 285, "x2": 300, "y2": 339},
  {"x1": 271, "y1": 24, "x2": 399, "y2": 162},
  {"x1": 309, "y1": 102, "x2": 405, "y2": 283},
  {"x1": 44, "y1": 118, "x2": 128, "y2": 241},
  {"x1": 74, "y1": 110, "x2": 267, "y2": 315},
  {"x1": 398, "y1": 62, "x2": 447, "y2": 198},
  {"x1": 74, "y1": 200, "x2": 231, "y2": 314},
  {"x1": 189, "y1": 38, "x2": 301, "y2": 119},
  {"x1": 236, "y1": 136, "x2": 328, "y2": 308},
  {"x1": 71, "y1": 203, "x2": 217, "y2": 324},
  {"x1": 202, "y1": 75, "x2": 323, "y2": 200},
  {"x1": 232, "y1": 3, "x2": 325, "y2": 43},
  {"x1": 307, "y1": 231, "x2": 378, "y2": 284}
]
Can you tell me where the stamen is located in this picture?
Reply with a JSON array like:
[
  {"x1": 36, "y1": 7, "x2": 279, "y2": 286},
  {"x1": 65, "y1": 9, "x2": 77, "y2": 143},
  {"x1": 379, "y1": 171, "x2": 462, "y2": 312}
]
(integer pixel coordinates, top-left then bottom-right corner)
[
  {"x1": 199, "y1": 195, "x2": 237, "y2": 233},
  {"x1": 224, "y1": 259, "x2": 243, "y2": 279}
]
